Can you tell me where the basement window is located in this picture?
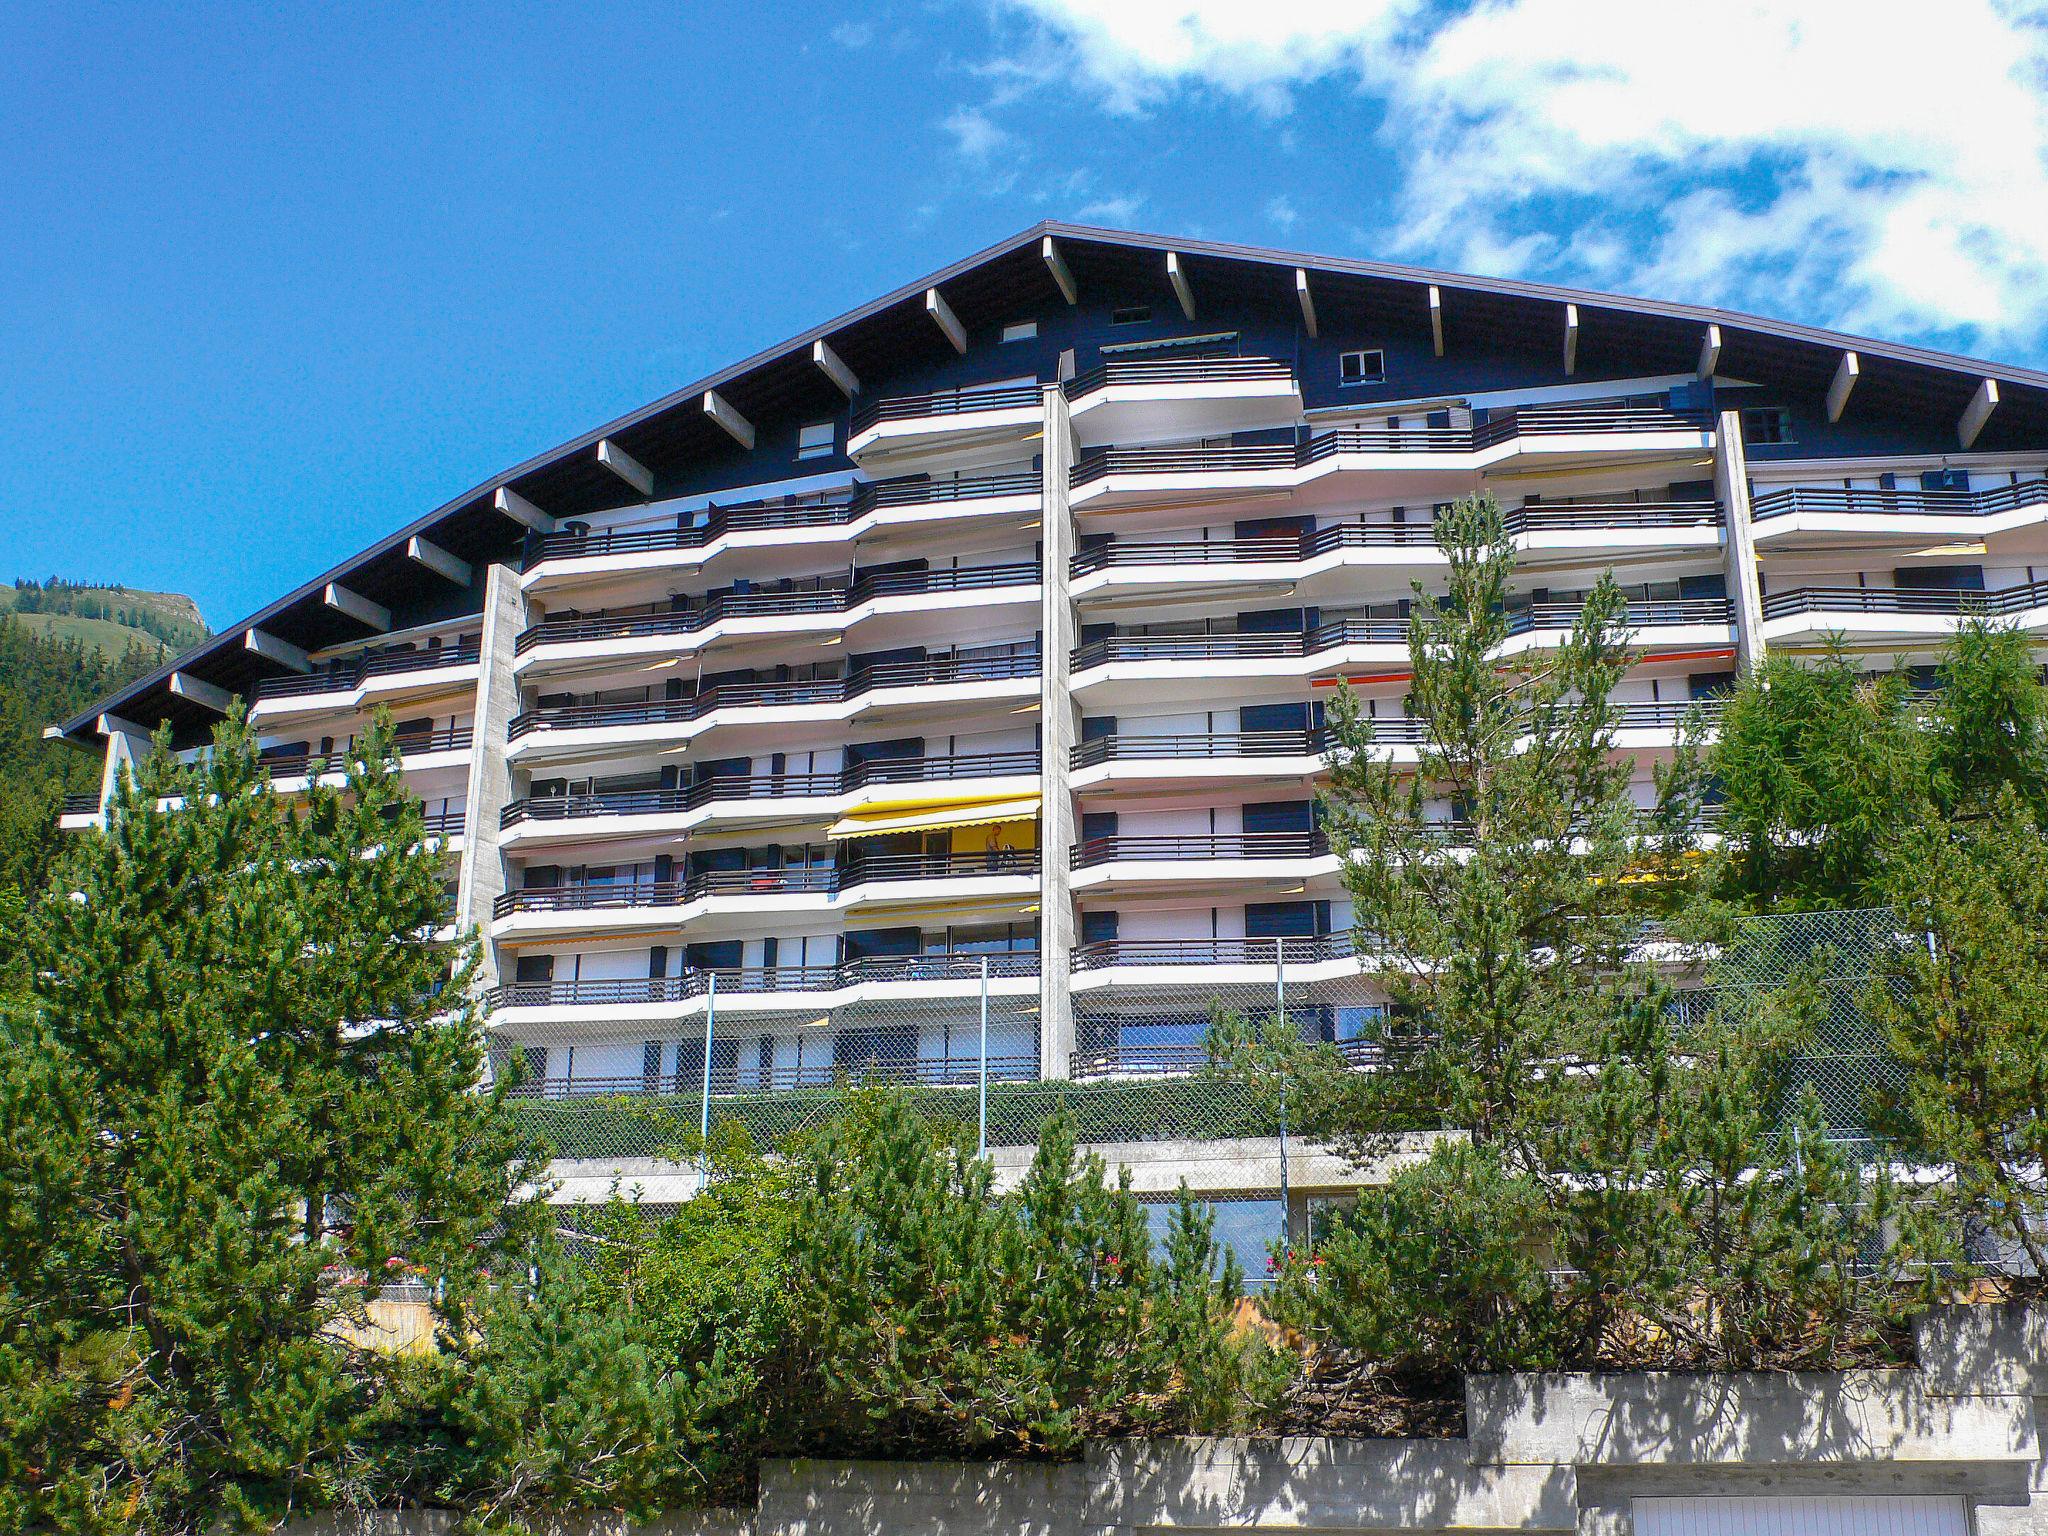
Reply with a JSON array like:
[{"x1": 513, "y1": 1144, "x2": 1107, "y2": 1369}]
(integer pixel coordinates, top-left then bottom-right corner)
[
  {"x1": 1001, "y1": 319, "x2": 1039, "y2": 343},
  {"x1": 1109, "y1": 305, "x2": 1152, "y2": 326},
  {"x1": 1339, "y1": 349, "x2": 1386, "y2": 386},
  {"x1": 796, "y1": 421, "x2": 835, "y2": 460}
]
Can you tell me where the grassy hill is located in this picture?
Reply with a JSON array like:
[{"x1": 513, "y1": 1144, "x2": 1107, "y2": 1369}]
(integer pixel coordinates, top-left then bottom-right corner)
[{"x1": 0, "y1": 579, "x2": 208, "y2": 661}]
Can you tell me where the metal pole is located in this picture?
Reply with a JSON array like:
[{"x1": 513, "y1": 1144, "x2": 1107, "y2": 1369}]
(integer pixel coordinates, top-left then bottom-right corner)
[
  {"x1": 978, "y1": 956, "x2": 990, "y2": 1159},
  {"x1": 1275, "y1": 947, "x2": 1293, "y2": 1253},
  {"x1": 699, "y1": 972, "x2": 716, "y2": 1191}
]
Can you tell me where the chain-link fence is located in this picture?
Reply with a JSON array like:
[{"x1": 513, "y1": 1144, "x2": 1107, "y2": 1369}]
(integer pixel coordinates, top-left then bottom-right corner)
[{"x1": 493, "y1": 909, "x2": 1904, "y2": 1181}]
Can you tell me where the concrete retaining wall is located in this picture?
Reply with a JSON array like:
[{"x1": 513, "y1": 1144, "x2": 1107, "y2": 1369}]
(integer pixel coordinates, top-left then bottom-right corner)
[{"x1": 287, "y1": 1302, "x2": 2048, "y2": 1534}]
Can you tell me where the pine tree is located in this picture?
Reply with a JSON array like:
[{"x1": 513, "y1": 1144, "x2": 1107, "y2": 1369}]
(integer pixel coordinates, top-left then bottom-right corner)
[{"x1": 0, "y1": 708, "x2": 542, "y2": 1533}]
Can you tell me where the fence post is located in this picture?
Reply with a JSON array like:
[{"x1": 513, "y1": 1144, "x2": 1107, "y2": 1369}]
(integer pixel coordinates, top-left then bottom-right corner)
[
  {"x1": 1275, "y1": 946, "x2": 1292, "y2": 1252},
  {"x1": 699, "y1": 972, "x2": 717, "y2": 1193},
  {"x1": 978, "y1": 956, "x2": 990, "y2": 1159}
]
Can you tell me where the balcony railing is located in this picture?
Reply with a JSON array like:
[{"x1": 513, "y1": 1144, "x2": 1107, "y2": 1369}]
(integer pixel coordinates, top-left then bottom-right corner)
[
  {"x1": 1762, "y1": 578, "x2": 2048, "y2": 621},
  {"x1": 1072, "y1": 935, "x2": 1359, "y2": 970},
  {"x1": 850, "y1": 382, "x2": 1043, "y2": 435},
  {"x1": 252, "y1": 641, "x2": 482, "y2": 702},
  {"x1": 61, "y1": 792, "x2": 99, "y2": 815},
  {"x1": 1750, "y1": 481, "x2": 2048, "y2": 522},
  {"x1": 1070, "y1": 602, "x2": 1728, "y2": 669},
  {"x1": 421, "y1": 809, "x2": 468, "y2": 837},
  {"x1": 1069, "y1": 702, "x2": 1720, "y2": 769},
  {"x1": 507, "y1": 652, "x2": 1041, "y2": 740},
  {"x1": 491, "y1": 850, "x2": 1041, "y2": 918},
  {"x1": 1074, "y1": 831, "x2": 1331, "y2": 868},
  {"x1": 1062, "y1": 355, "x2": 1295, "y2": 400},
  {"x1": 1070, "y1": 401, "x2": 1713, "y2": 487},
  {"x1": 503, "y1": 1050, "x2": 1041, "y2": 1101},
  {"x1": 1067, "y1": 1036, "x2": 1409, "y2": 1080},
  {"x1": 520, "y1": 471, "x2": 1040, "y2": 570},
  {"x1": 485, "y1": 951, "x2": 1041, "y2": 1011},
  {"x1": 514, "y1": 563, "x2": 1038, "y2": 654},
  {"x1": 501, "y1": 750, "x2": 1040, "y2": 828},
  {"x1": 257, "y1": 726, "x2": 474, "y2": 781},
  {"x1": 1070, "y1": 502, "x2": 1722, "y2": 575}
]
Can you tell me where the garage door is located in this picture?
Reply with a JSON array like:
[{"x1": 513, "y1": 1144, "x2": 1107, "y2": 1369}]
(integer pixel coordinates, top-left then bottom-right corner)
[{"x1": 1633, "y1": 1496, "x2": 1968, "y2": 1536}]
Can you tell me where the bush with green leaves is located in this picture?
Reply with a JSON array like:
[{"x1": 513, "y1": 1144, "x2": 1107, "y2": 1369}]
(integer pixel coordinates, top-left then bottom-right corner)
[{"x1": 783, "y1": 1094, "x2": 1278, "y2": 1457}]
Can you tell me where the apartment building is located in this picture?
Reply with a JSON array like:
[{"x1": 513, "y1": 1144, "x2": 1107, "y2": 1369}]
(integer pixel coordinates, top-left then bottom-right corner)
[{"x1": 59, "y1": 223, "x2": 2048, "y2": 1219}]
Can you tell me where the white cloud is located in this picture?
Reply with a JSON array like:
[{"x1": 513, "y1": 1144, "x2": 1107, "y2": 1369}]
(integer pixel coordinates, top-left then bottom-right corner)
[
  {"x1": 1265, "y1": 194, "x2": 1300, "y2": 233},
  {"x1": 831, "y1": 21, "x2": 876, "y2": 48},
  {"x1": 987, "y1": 0, "x2": 2048, "y2": 347},
  {"x1": 940, "y1": 106, "x2": 1018, "y2": 163},
  {"x1": 1077, "y1": 193, "x2": 1147, "y2": 223}
]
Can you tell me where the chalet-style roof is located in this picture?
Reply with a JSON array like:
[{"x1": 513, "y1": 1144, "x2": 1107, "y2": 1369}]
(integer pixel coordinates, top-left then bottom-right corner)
[{"x1": 59, "y1": 219, "x2": 2048, "y2": 746}]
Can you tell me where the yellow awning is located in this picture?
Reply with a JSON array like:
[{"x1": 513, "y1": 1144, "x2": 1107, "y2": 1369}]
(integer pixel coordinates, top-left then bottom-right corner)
[{"x1": 827, "y1": 796, "x2": 1040, "y2": 840}]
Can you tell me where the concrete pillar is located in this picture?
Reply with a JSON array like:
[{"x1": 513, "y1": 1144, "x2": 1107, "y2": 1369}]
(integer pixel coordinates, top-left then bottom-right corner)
[
  {"x1": 455, "y1": 561, "x2": 525, "y2": 984},
  {"x1": 98, "y1": 723, "x2": 153, "y2": 813},
  {"x1": 1037, "y1": 384, "x2": 1080, "y2": 1080},
  {"x1": 1714, "y1": 407, "x2": 1767, "y2": 673}
]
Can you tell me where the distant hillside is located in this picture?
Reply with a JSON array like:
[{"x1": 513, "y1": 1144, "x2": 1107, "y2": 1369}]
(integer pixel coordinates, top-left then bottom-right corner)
[{"x1": 0, "y1": 578, "x2": 208, "y2": 661}]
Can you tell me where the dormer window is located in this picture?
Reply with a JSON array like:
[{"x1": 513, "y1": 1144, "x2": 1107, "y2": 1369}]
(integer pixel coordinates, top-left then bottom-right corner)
[{"x1": 1340, "y1": 349, "x2": 1386, "y2": 386}]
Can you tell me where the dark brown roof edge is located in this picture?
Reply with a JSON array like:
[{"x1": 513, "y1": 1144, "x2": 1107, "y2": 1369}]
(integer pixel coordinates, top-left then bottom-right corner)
[{"x1": 60, "y1": 219, "x2": 2048, "y2": 741}]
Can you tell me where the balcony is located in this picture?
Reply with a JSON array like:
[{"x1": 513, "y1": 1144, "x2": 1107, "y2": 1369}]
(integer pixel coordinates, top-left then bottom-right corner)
[
  {"x1": 520, "y1": 471, "x2": 1041, "y2": 587},
  {"x1": 513, "y1": 563, "x2": 1039, "y2": 671},
  {"x1": 1750, "y1": 480, "x2": 2048, "y2": 552},
  {"x1": 1072, "y1": 831, "x2": 1338, "y2": 893},
  {"x1": 500, "y1": 749, "x2": 1040, "y2": 846},
  {"x1": 1070, "y1": 503, "x2": 1723, "y2": 600},
  {"x1": 249, "y1": 640, "x2": 481, "y2": 722},
  {"x1": 1068, "y1": 703, "x2": 1715, "y2": 787},
  {"x1": 1070, "y1": 602, "x2": 1733, "y2": 702},
  {"x1": 485, "y1": 952, "x2": 1041, "y2": 1024},
  {"x1": 1070, "y1": 935, "x2": 1364, "y2": 982},
  {"x1": 258, "y1": 725, "x2": 474, "y2": 787},
  {"x1": 1068, "y1": 401, "x2": 1716, "y2": 511},
  {"x1": 1759, "y1": 578, "x2": 2048, "y2": 646},
  {"x1": 504, "y1": 652, "x2": 1041, "y2": 761},
  {"x1": 847, "y1": 382, "x2": 1045, "y2": 469},
  {"x1": 58, "y1": 792, "x2": 100, "y2": 830},
  {"x1": 1062, "y1": 356, "x2": 1302, "y2": 445},
  {"x1": 490, "y1": 849, "x2": 1042, "y2": 936}
]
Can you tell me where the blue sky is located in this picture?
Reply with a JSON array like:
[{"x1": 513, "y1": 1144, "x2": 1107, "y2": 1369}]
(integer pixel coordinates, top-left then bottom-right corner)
[{"x1": 5, "y1": 1, "x2": 2046, "y2": 627}]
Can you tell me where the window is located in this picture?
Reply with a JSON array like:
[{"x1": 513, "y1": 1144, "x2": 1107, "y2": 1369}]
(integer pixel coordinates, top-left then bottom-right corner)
[
  {"x1": 796, "y1": 420, "x2": 835, "y2": 460},
  {"x1": 1109, "y1": 304, "x2": 1152, "y2": 326},
  {"x1": 1339, "y1": 349, "x2": 1386, "y2": 386},
  {"x1": 1921, "y1": 468, "x2": 1970, "y2": 492},
  {"x1": 1000, "y1": 319, "x2": 1038, "y2": 343},
  {"x1": 1741, "y1": 406, "x2": 1793, "y2": 445}
]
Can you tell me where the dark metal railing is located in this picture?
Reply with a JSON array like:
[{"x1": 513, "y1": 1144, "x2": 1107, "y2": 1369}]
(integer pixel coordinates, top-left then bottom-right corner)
[
  {"x1": 1070, "y1": 502, "x2": 1722, "y2": 575},
  {"x1": 520, "y1": 471, "x2": 1040, "y2": 570},
  {"x1": 507, "y1": 652, "x2": 1041, "y2": 740},
  {"x1": 1750, "y1": 481, "x2": 2048, "y2": 522},
  {"x1": 1762, "y1": 578, "x2": 2048, "y2": 621},
  {"x1": 1070, "y1": 602, "x2": 1728, "y2": 669},
  {"x1": 1068, "y1": 702, "x2": 1721, "y2": 769},
  {"x1": 491, "y1": 849, "x2": 1041, "y2": 918},
  {"x1": 514, "y1": 563, "x2": 1038, "y2": 654},
  {"x1": 1062, "y1": 355, "x2": 1295, "y2": 400},
  {"x1": 501, "y1": 1050, "x2": 1042, "y2": 1101},
  {"x1": 1074, "y1": 831, "x2": 1331, "y2": 868},
  {"x1": 61, "y1": 792, "x2": 100, "y2": 815},
  {"x1": 421, "y1": 809, "x2": 468, "y2": 837},
  {"x1": 501, "y1": 750, "x2": 1040, "y2": 828},
  {"x1": 1070, "y1": 401, "x2": 1714, "y2": 486},
  {"x1": 850, "y1": 382, "x2": 1043, "y2": 435},
  {"x1": 1071, "y1": 935, "x2": 1359, "y2": 970},
  {"x1": 257, "y1": 726, "x2": 473, "y2": 781},
  {"x1": 252, "y1": 640, "x2": 481, "y2": 701},
  {"x1": 484, "y1": 951, "x2": 1041, "y2": 1011}
]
